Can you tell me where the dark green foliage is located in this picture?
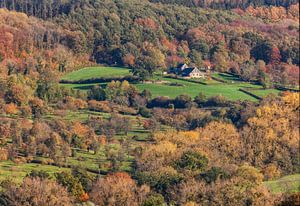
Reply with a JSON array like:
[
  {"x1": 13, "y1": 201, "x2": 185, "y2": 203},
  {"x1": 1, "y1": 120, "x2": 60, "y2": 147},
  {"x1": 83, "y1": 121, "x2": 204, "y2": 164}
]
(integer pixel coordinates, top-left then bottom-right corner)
[
  {"x1": 139, "y1": 106, "x2": 152, "y2": 118},
  {"x1": 205, "y1": 95, "x2": 229, "y2": 107},
  {"x1": 141, "y1": 89, "x2": 152, "y2": 100},
  {"x1": 71, "y1": 167, "x2": 95, "y2": 192},
  {"x1": 148, "y1": 96, "x2": 171, "y2": 108},
  {"x1": 242, "y1": 32, "x2": 264, "y2": 47},
  {"x1": 136, "y1": 171, "x2": 183, "y2": 196},
  {"x1": 189, "y1": 49, "x2": 203, "y2": 67},
  {"x1": 189, "y1": 115, "x2": 217, "y2": 130},
  {"x1": 281, "y1": 47, "x2": 300, "y2": 65},
  {"x1": 194, "y1": 92, "x2": 207, "y2": 107},
  {"x1": 257, "y1": 69, "x2": 269, "y2": 88},
  {"x1": 176, "y1": 151, "x2": 208, "y2": 172},
  {"x1": 88, "y1": 85, "x2": 106, "y2": 101},
  {"x1": 200, "y1": 167, "x2": 229, "y2": 183},
  {"x1": 250, "y1": 41, "x2": 273, "y2": 64},
  {"x1": 149, "y1": 0, "x2": 297, "y2": 9},
  {"x1": 143, "y1": 193, "x2": 166, "y2": 206},
  {"x1": 27, "y1": 170, "x2": 51, "y2": 180},
  {"x1": 190, "y1": 41, "x2": 209, "y2": 59},
  {"x1": 71, "y1": 135, "x2": 85, "y2": 149},
  {"x1": 55, "y1": 171, "x2": 85, "y2": 198},
  {"x1": 173, "y1": 94, "x2": 193, "y2": 108},
  {"x1": 240, "y1": 60, "x2": 257, "y2": 81}
]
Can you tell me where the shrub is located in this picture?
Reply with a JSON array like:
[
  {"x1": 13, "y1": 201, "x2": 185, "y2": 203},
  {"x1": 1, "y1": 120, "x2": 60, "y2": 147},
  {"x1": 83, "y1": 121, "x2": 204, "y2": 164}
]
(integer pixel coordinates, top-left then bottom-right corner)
[
  {"x1": 55, "y1": 171, "x2": 85, "y2": 200},
  {"x1": 200, "y1": 167, "x2": 229, "y2": 183},
  {"x1": 88, "y1": 100, "x2": 111, "y2": 113},
  {"x1": 2, "y1": 177, "x2": 73, "y2": 206},
  {"x1": 143, "y1": 193, "x2": 166, "y2": 206},
  {"x1": 176, "y1": 151, "x2": 208, "y2": 172},
  {"x1": 148, "y1": 96, "x2": 171, "y2": 108},
  {"x1": 173, "y1": 94, "x2": 193, "y2": 108},
  {"x1": 87, "y1": 85, "x2": 106, "y2": 101},
  {"x1": 205, "y1": 95, "x2": 228, "y2": 107},
  {"x1": 90, "y1": 172, "x2": 150, "y2": 206},
  {"x1": 139, "y1": 106, "x2": 152, "y2": 118},
  {"x1": 4, "y1": 103, "x2": 19, "y2": 115}
]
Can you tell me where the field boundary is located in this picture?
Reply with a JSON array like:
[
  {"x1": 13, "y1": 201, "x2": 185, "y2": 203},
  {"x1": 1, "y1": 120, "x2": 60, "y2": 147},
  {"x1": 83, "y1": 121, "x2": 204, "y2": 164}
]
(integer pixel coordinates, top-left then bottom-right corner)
[
  {"x1": 164, "y1": 75, "x2": 208, "y2": 85},
  {"x1": 211, "y1": 76, "x2": 228, "y2": 83},
  {"x1": 274, "y1": 85, "x2": 300, "y2": 92},
  {"x1": 30, "y1": 159, "x2": 108, "y2": 175},
  {"x1": 239, "y1": 88, "x2": 262, "y2": 100},
  {"x1": 60, "y1": 75, "x2": 139, "y2": 84}
]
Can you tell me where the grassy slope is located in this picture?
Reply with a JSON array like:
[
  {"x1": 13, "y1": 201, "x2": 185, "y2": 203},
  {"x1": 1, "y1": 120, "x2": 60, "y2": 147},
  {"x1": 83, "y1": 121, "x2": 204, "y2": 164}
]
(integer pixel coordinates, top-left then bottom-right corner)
[
  {"x1": 61, "y1": 66, "x2": 131, "y2": 81},
  {"x1": 61, "y1": 67, "x2": 281, "y2": 101},
  {"x1": 0, "y1": 109, "x2": 155, "y2": 183},
  {"x1": 249, "y1": 89, "x2": 281, "y2": 97},
  {"x1": 135, "y1": 77, "x2": 258, "y2": 100},
  {"x1": 264, "y1": 174, "x2": 300, "y2": 193},
  {"x1": 0, "y1": 161, "x2": 70, "y2": 183}
]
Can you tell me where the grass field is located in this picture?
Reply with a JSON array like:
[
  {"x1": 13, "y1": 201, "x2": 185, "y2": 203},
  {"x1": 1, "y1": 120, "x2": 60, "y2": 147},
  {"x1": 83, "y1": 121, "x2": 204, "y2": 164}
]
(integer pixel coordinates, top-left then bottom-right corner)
[
  {"x1": 0, "y1": 161, "x2": 70, "y2": 183},
  {"x1": 0, "y1": 108, "x2": 157, "y2": 183},
  {"x1": 60, "y1": 67, "x2": 282, "y2": 101},
  {"x1": 248, "y1": 89, "x2": 281, "y2": 98},
  {"x1": 61, "y1": 66, "x2": 131, "y2": 81},
  {"x1": 135, "y1": 77, "x2": 260, "y2": 100},
  {"x1": 264, "y1": 174, "x2": 300, "y2": 193},
  {"x1": 212, "y1": 72, "x2": 241, "y2": 82}
]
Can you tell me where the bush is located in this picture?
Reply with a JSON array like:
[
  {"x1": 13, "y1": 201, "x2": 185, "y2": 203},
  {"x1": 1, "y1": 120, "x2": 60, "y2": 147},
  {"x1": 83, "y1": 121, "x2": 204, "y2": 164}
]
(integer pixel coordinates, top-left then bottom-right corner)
[
  {"x1": 176, "y1": 151, "x2": 208, "y2": 172},
  {"x1": 200, "y1": 167, "x2": 229, "y2": 183},
  {"x1": 136, "y1": 167, "x2": 183, "y2": 196},
  {"x1": 173, "y1": 94, "x2": 193, "y2": 108},
  {"x1": 88, "y1": 100, "x2": 111, "y2": 113},
  {"x1": 1, "y1": 177, "x2": 73, "y2": 206},
  {"x1": 4, "y1": 103, "x2": 19, "y2": 115},
  {"x1": 55, "y1": 171, "x2": 85, "y2": 200},
  {"x1": 205, "y1": 95, "x2": 228, "y2": 107},
  {"x1": 87, "y1": 85, "x2": 106, "y2": 101},
  {"x1": 143, "y1": 193, "x2": 166, "y2": 206},
  {"x1": 117, "y1": 105, "x2": 137, "y2": 115},
  {"x1": 148, "y1": 96, "x2": 171, "y2": 108},
  {"x1": 27, "y1": 170, "x2": 51, "y2": 180},
  {"x1": 194, "y1": 92, "x2": 207, "y2": 107},
  {"x1": 139, "y1": 106, "x2": 152, "y2": 118}
]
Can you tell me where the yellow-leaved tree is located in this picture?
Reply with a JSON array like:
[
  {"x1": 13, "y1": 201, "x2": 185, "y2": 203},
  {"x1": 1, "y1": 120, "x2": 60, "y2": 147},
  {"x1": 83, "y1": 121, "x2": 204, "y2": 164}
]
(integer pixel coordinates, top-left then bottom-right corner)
[{"x1": 241, "y1": 92, "x2": 299, "y2": 174}]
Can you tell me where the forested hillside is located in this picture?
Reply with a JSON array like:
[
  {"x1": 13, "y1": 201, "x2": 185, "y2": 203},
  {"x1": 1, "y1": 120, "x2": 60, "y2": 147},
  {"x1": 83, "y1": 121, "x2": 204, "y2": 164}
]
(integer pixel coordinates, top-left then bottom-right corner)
[
  {"x1": 150, "y1": 0, "x2": 298, "y2": 9},
  {"x1": 0, "y1": 1, "x2": 299, "y2": 205},
  {"x1": 1, "y1": 0, "x2": 298, "y2": 12},
  {"x1": 0, "y1": 0, "x2": 299, "y2": 85}
]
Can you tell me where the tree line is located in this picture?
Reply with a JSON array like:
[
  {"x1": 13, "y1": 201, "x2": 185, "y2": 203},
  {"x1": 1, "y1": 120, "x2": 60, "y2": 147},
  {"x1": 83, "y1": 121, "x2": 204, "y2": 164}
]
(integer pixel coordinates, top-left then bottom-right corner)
[
  {"x1": 150, "y1": 0, "x2": 298, "y2": 9},
  {"x1": 0, "y1": 1, "x2": 299, "y2": 85}
]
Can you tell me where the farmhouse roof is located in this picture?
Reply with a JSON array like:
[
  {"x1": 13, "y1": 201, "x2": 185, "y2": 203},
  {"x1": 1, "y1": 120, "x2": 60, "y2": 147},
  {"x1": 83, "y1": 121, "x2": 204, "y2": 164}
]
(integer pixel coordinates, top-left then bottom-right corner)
[
  {"x1": 177, "y1": 63, "x2": 188, "y2": 70},
  {"x1": 181, "y1": 67, "x2": 200, "y2": 76}
]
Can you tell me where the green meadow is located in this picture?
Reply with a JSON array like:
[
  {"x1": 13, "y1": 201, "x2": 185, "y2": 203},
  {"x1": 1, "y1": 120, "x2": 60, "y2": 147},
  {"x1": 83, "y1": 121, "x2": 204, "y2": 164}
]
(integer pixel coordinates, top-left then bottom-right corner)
[
  {"x1": 61, "y1": 66, "x2": 281, "y2": 101},
  {"x1": 0, "y1": 161, "x2": 70, "y2": 183},
  {"x1": 62, "y1": 66, "x2": 131, "y2": 81},
  {"x1": 264, "y1": 174, "x2": 300, "y2": 193}
]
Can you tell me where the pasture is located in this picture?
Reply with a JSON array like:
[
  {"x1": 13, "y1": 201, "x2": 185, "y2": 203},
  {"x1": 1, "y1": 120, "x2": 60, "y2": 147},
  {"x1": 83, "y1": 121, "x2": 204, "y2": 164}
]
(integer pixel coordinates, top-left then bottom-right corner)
[
  {"x1": 0, "y1": 109, "x2": 154, "y2": 183},
  {"x1": 264, "y1": 174, "x2": 300, "y2": 193},
  {"x1": 60, "y1": 66, "x2": 282, "y2": 101},
  {"x1": 61, "y1": 66, "x2": 131, "y2": 81},
  {"x1": 135, "y1": 78, "x2": 258, "y2": 100},
  {"x1": 248, "y1": 88, "x2": 280, "y2": 98},
  {"x1": 0, "y1": 161, "x2": 70, "y2": 183}
]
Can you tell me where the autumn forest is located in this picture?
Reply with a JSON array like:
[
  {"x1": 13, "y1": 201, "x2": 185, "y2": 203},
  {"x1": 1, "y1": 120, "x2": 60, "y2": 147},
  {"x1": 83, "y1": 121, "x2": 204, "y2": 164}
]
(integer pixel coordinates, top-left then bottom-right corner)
[{"x1": 0, "y1": 0, "x2": 299, "y2": 205}]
